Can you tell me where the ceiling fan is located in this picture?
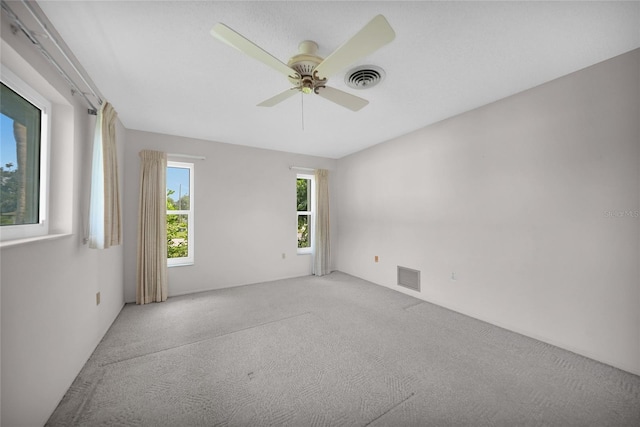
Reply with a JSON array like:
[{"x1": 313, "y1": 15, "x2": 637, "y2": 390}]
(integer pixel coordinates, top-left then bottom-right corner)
[{"x1": 210, "y1": 15, "x2": 395, "y2": 112}]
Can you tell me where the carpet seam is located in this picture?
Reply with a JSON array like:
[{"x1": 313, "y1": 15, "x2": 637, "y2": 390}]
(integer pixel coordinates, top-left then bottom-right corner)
[
  {"x1": 402, "y1": 301, "x2": 425, "y2": 311},
  {"x1": 99, "y1": 311, "x2": 313, "y2": 367},
  {"x1": 363, "y1": 392, "x2": 415, "y2": 426},
  {"x1": 70, "y1": 376, "x2": 102, "y2": 427}
]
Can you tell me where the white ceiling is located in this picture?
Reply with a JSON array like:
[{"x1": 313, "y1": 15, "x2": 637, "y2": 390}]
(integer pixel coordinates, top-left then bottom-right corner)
[{"x1": 36, "y1": 1, "x2": 639, "y2": 159}]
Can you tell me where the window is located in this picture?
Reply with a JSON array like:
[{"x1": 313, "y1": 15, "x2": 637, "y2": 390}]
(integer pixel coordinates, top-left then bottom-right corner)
[
  {"x1": 167, "y1": 161, "x2": 194, "y2": 266},
  {"x1": 0, "y1": 67, "x2": 50, "y2": 241},
  {"x1": 297, "y1": 173, "x2": 315, "y2": 254}
]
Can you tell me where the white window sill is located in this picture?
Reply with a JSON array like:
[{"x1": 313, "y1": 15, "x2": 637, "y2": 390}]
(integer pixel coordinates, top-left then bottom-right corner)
[
  {"x1": 0, "y1": 233, "x2": 72, "y2": 249},
  {"x1": 168, "y1": 261, "x2": 194, "y2": 268},
  {"x1": 297, "y1": 249, "x2": 312, "y2": 255}
]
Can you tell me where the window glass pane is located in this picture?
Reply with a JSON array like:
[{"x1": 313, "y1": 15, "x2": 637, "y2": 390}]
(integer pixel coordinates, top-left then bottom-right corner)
[
  {"x1": 0, "y1": 83, "x2": 41, "y2": 226},
  {"x1": 298, "y1": 214, "x2": 310, "y2": 248},
  {"x1": 297, "y1": 178, "x2": 309, "y2": 211},
  {"x1": 167, "y1": 213, "x2": 189, "y2": 258},
  {"x1": 167, "y1": 166, "x2": 190, "y2": 211}
]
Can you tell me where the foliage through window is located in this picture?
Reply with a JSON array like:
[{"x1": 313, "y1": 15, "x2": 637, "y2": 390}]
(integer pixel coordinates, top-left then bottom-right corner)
[
  {"x1": 167, "y1": 161, "x2": 194, "y2": 265},
  {"x1": 0, "y1": 68, "x2": 50, "y2": 241},
  {"x1": 297, "y1": 174, "x2": 314, "y2": 253}
]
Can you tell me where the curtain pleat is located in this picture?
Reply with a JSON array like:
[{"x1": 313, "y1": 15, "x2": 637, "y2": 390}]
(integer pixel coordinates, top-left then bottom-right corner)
[
  {"x1": 136, "y1": 150, "x2": 168, "y2": 304},
  {"x1": 89, "y1": 101, "x2": 121, "y2": 248},
  {"x1": 313, "y1": 169, "x2": 331, "y2": 276},
  {"x1": 102, "y1": 103, "x2": 121, "y2": 246}
]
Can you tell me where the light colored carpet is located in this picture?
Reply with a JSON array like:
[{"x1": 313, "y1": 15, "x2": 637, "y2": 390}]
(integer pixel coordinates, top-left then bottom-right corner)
[{"x1": 47, "y1": 272, "x2": 640, "y2": 426}]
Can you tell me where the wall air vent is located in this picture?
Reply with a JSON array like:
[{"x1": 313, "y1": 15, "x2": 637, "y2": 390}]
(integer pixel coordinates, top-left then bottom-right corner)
[
  {"x1": 345, "y1": 65, "x2": 385, "y2": 90},
  {"x1": 398, "y1": 266, "x2": 421, "y2": 292}
]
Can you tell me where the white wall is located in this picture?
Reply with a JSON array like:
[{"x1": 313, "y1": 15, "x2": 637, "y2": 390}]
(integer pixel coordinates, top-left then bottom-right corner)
[
  {"x1": 123, "y1": 130, "x2": 338, "y2": 302},
  {"x1": 0, "y1": 17, "x2": 125, "y2": 427},
  {"x1": 336, "y1": 49, "x2": 640, "y2": 375}
]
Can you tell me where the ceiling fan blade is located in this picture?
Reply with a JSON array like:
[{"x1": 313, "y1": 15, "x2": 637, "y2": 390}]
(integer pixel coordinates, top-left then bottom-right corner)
[
  {"x1": 211, "y1": 23, "x2": 299, "y2": 78},
  {"x1": 316, "y1": 86, "x2": 369, "y2": 112},
  {"x1": 257, "y1": 88, "x2": 299, "y2": 107},
  {"x1": 314, "y1": 15, "x2": 395, "y2": 80}
]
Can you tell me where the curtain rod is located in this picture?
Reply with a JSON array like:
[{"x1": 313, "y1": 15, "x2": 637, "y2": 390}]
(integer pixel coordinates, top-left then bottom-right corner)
[
  {"x1": 289, "y1": 166, "x2": 315, "y2": 171},
  {"x1": 168, "y1": 153, "x2": 206, "y2": 160},
  {"x1": 1, "y1": 0, "x2": 100, "y2": 114},
  {"x1": 21, "y1": 0, "x2": 103, "y2": 107}
]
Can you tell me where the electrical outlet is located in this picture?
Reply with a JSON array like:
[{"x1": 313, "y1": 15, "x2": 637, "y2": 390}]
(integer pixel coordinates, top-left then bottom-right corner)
[
  {"x1": 374, "y1": 255, "x2": 379, "y2": 263},
  {"x1": 282, "y1": 253, "x2": 286, "y2": 259},
  {"x1": 451, "y1": 272, "x2": 457, "y2": 281},
  {"x1": 96, "y1": 292, "x2": 101, "y2": 305}
]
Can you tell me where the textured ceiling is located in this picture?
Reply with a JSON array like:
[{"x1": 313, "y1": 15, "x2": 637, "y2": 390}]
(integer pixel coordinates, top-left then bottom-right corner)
[{"x1": 36, "y1": 1, "x2": 640, "y2": 159}]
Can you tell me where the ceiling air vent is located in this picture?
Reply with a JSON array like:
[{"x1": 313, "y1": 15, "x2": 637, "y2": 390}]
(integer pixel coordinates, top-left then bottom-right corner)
[{"x1": 345, "y1": 65, "x2": 385, "y2": 90}]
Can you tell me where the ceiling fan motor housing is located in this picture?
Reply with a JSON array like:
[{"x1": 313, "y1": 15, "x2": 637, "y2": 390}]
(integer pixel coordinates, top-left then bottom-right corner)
[{"x1": 287, "y1": 40, "x2": 326, "y2": 91}]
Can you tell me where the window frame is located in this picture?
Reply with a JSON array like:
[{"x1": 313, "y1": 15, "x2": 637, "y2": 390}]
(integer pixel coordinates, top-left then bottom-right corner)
[
  {"x1": 296, "y1": 173, "x2": 315, "y2": 255},
  {"x1": 167, "y1": 160, "x2": 194, "y2": 267},
  {"x1": 0, "y1": 66, "x2": 51, "y2": 242}
]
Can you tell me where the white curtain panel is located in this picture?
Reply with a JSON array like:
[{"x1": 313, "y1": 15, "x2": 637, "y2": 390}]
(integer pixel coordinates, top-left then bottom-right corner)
[
  {"x1": 313, "y1": 169, "x2": 331, "y2": 276},
  {"x1": 88, "y1": 102, "x2": 121, "y2": 248},
  {"x1": 136, "y1": 150, "x2": 168, "y2": 304}
]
